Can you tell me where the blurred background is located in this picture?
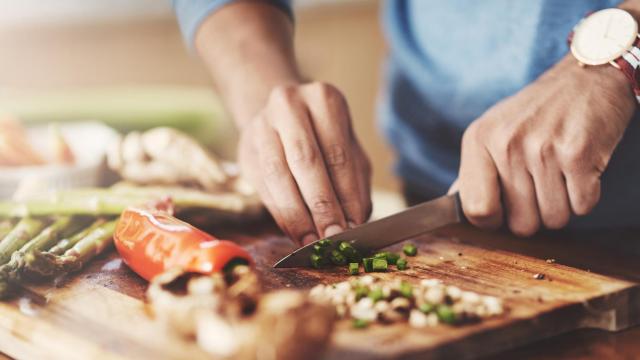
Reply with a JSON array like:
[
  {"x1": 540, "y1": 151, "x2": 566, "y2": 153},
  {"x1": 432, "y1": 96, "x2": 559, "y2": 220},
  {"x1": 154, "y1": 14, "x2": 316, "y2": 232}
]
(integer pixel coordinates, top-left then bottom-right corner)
[{"x1": 0, "y1": 0, "x2": 400, "y2": 196}]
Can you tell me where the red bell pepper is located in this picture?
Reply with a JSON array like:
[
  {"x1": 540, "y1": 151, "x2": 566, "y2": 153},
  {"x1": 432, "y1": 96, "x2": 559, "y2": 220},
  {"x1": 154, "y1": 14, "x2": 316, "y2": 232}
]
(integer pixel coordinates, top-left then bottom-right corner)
[{"x1": 114, "y1": 208, "x2": 253, "y2": 281}]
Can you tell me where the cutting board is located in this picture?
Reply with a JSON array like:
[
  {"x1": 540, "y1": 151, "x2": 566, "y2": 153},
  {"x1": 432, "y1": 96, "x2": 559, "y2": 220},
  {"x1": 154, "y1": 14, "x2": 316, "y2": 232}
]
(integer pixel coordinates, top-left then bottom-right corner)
[{"x1": 1, "y1": 223, "x2": 639, "y2": 360}]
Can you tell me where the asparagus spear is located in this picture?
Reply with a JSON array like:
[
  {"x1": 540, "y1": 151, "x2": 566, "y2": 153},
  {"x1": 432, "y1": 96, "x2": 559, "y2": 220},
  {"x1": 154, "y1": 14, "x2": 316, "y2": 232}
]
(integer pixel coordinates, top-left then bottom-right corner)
[
  {"x1": 0, "y1": 217, "x2": 48, "y2": 265},
  {"x1": 48, "y1": 218, "x2": 107, "y2": 255},
  {"x1": 0, "y1": 216, "x2": 87, "y2": 297},
  {"x1": 0, "y1": 220, "x2": 14, "y2": 239},
  {"x1": 23, "y1": 219, "x2": 117, "y2": 278},
  {"x1": 0, "y1": 187, "x2": 261, "y2": 218}
]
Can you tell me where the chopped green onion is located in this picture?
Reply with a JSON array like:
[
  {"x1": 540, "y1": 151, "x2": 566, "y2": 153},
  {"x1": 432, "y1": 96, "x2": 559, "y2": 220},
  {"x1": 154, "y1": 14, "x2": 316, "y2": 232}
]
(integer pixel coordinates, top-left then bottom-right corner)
[
  {"x1": 400, "y1": 281, "x2": 413, "y2": 298},
  {"x1": 372, "y1": 251, "x2": 400, "y2": 265},
  {"x1": 368, "y1": 287, "x2": 384, "y2": 302},
  {"x1": 318, "y1": 239, "x2": 332, "y2": 247},
  {"x1": 330, "y1": 249, "x2": 347, "y2": 266},
  {"x1": 372, "y1": 258, "x2": 388, "y2": 272},
  {"x1": 419, "y1": 303, "x2": 435, "y2": 314},
  {"x1": 386, "y1": 252, "x2": 400, "y2": 265},
  {"x1": 313, "y1": 244, "x2": 324, "y2": 254},
  {"x1": 338, "y1": 241, "x2": 361, "y2": 262},
  {"x1": 436, "y1": 305, "x2": 457, "y2": 324},
  {"x1": 354, "y1": 285, "x2": 369, "y2": 300},
  {"x1": 348, "y1": 262, "x2": 360, "y2": 275},
  {"x1": 403, "y1": 243, "x2": 417, "y2": 257},
  {"x1": 362, "y1": 257, "x2": 374, "y2": 272},
  {"x1": 396, "y1": 258, "x2": 408, "y2": 270},
  {"x1": 310, "y1": 253, "x2": 324, "y2": 269},
  {"x1": 352, "y1": 318, "x2": 369, "y2": 329}
]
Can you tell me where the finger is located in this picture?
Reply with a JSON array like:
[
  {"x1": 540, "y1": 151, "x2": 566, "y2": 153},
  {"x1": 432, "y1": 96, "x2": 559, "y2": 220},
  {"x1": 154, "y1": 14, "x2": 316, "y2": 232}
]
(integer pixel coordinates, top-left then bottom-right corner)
[
  {"x1": 458, "y1": 129, "x2": 503, "y2": 229},
  {"x1": 268, "y1": 89, "x2": 347, "y2": 237},
  {"x1": 353, "y1": 142, "x2": 373, "y2": 223},
  {"x1": 565, "y1": 172, "x2": 601, "y2": 216},
  {"x1": 528, "y1": 147, "x2": 571, "y2": 229},
  {"x1": 448, "y1": 179, "x2": 460, "y2": 195},
  {"x1": 253, "y1": 119, "x2": 318, "y2": 244},
  {"x1": 302, "y1": 83, "x2": 368, "y2": 225},
  {"x1": 495, "y1": 159, "x2": 541, "y2": 237}
]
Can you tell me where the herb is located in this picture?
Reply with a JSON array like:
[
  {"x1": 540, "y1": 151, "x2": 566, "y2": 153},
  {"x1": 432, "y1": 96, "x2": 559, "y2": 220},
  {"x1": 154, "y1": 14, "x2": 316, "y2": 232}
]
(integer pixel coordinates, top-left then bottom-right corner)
[
  {"x1": 373, "y1": 251, "x2": 400, "y2": 265},
  {"x1": 368, "y1": 287, "x2": 384, "y2": 302},
  {"x1": 348, "y1": 262, "x2": 359, "y2": 275},
  {"x1": 362, "y1": 257, "x2": 374, "y2": 272},
  {"x1": 399, "y1": 281, "x2": 413, "y2": 298},
  {"x1": 330, "y1": 249, "x2": 347, "y2": 266},
  {"x1": 436, "y1": 305, "x2": 456, "y2": 324},
  {"x1": 352, "y1": 318, "x2": 369, "y2": 329},
  {"x1": 396, "y1": 258, "x2": 408, "y2": 270},
  {"x1": 403, "y1": 243, "x2": 417, "y2": 257},
  {"x1": 310, "y1": 253, "x2": 324, "y2": 269},
  {"x1": 372, "y1": 258, "x2": 388, "y2": 272},
  {"x1": 419, "y1": 303, "x2": 434, "y2": 314},
  {"x1": 338, "y1": 241, "x2": 360, "y2": 262}
]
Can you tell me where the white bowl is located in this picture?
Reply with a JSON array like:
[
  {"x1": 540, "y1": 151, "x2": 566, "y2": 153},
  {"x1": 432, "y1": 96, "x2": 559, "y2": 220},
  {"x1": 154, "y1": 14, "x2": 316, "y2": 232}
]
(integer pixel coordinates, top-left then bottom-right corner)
[{"x1": 0, "y1": 121, "x2": 120, "y2": 199}]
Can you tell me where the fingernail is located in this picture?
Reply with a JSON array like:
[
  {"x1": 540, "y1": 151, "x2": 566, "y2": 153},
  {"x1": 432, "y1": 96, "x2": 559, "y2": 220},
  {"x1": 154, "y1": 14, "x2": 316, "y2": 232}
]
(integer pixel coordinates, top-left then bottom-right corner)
[
  {"x1": 302, "y1": 233, "x2": 318, "y2": 245},
  {"x1": 347, "y1": 221, "x2": 357, "y2": 229},
  {"x1": 324, "y1": 224, "x2": 344, "y2": 237}
]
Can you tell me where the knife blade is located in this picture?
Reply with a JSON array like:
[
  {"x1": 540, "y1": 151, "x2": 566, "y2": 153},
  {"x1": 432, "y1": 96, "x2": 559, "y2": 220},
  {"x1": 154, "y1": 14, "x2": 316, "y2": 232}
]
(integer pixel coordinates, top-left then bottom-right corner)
[{"x1": 273, "y1": 193, "x2": 465, "y2": 268}]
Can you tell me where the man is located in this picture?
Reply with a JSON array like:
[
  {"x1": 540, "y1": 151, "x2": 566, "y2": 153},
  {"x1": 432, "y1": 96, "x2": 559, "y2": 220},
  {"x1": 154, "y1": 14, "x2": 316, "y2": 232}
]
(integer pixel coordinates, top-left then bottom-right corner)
[{"x1": 173, "y1": 0, "x2": 640, "y2": 245}]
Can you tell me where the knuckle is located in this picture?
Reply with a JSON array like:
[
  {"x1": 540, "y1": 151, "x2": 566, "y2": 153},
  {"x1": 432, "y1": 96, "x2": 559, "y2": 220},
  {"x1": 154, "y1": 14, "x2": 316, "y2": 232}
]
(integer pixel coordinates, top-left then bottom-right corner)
[
  {"x1": 559, "y1": 142, "x2": 590, "y2": 173},
  {"x1": 342, "y1": 199, "x2": 365, "y2": 223},
  {"x1": 309, "y1": 82, "x2": 342, "y2": 101},
  {"x1": 270, "y1": 85, "x2": 299, "y2": 106},
  {"x1": 492, "y1": 134, "x2": 519, "y2": 162},
  {"x1": 310, "y1": 197, "x2": 336, "y2": 217},
  {"x1": 325, "y1": 144, "x2": 349, "y2": 167},
  {"x1": 462, "y1": 122, "x2": 483, "y2": 146},
  {"x1": 528, "y1": 139, "x2": 555, "y2": 166},
  {"x1": 289, "y1": 139, "x2": 319, "y2": 165},
  {"x1": 262, "y1": 155, "x2": 287, "y2": 178}
]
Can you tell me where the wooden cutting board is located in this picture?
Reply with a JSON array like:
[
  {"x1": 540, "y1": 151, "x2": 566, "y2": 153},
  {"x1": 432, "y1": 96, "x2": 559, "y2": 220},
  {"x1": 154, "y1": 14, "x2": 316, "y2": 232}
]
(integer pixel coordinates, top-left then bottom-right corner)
[{"x1": 0, "y1": 223, "x2": 639, "y2": 360}]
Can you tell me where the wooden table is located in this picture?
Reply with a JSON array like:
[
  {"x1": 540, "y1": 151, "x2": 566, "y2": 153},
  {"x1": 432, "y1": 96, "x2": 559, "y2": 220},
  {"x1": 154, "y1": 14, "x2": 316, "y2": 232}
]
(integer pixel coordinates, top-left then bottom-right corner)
[
  {"x1": 222, "y1": 223, "x2": 640, "y2": 359},
  {"x1": 2, "y1": 221, "x2": 640, "y2": 359}
]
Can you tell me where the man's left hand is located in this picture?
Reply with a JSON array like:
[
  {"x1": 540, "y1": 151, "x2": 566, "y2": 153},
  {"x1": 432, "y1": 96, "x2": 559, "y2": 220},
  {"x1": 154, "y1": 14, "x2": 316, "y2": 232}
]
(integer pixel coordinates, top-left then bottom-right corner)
[{"x1": 454, "y1": 56, "x2": 636, "y2": 236}]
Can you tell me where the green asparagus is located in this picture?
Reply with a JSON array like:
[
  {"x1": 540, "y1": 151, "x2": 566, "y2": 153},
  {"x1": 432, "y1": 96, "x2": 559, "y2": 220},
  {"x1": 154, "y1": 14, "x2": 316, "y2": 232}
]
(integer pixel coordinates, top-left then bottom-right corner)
[
  {"x1": 0, "y1": 186, "x2": 260, "y2": 218},
  {"x1": 24, "y1": 219, "x2": 117, "y2": 278},
  {"x1": 0, "y1": 220, "x2": 14, "y2": 239},
  {"x1": 0, "y1": 217, "x2": 48, "y2": 265},
  {"x1": 48, "y1": 218, "x2": 108, "y2": 255}
]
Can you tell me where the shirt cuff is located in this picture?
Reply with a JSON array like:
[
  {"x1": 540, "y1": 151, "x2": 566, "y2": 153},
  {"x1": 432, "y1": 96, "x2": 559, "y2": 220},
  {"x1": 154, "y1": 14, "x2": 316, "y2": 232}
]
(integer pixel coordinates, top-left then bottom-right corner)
[{"x1": 172, "y1": 0, "x2": 293, "y2": 51}]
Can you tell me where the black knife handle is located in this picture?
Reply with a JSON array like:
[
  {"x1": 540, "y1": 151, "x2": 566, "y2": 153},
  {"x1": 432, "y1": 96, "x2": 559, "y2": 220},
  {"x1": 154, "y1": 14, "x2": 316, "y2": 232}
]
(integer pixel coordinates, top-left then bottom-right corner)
[{"x1": 452, "y1": 192, "x2": 467, "y2": 224}]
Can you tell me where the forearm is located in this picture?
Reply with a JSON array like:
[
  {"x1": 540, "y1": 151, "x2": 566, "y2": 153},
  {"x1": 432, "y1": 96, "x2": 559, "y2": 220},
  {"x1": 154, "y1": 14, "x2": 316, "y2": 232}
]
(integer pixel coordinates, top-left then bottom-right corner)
[{"x1": 195, "y1": 1, "x2": 302, "y2": 129}]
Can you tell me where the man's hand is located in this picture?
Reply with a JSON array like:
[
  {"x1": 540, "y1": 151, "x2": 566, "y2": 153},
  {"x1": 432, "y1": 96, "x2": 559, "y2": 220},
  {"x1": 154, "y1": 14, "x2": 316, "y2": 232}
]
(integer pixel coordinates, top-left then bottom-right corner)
[
  {"x1": 456, "y1": 56, "x2": 636, "y2": 236},
  {"x1": 238, "y1": 82, "x2": 372, "y2": 244}
]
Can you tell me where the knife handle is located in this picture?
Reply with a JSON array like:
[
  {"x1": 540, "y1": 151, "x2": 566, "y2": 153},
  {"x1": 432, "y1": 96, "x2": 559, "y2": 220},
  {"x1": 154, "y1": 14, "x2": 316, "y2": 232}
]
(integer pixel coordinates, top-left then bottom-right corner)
[{"x1": 452, "y1": 192, "x2": 467, "y2": 224}]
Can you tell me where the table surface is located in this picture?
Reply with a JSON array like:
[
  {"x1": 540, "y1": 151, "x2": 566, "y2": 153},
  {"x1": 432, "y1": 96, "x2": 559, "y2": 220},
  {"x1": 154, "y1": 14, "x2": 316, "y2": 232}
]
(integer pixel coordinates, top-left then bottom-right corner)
[{"x1": 3, "y1": 221, "x2": 640, "y2": 360}]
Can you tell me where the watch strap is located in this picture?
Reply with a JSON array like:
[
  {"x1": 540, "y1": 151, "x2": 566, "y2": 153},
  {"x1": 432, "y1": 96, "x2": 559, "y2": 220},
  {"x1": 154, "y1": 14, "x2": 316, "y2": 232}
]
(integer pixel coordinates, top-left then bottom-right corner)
[{"x1": 613, "y1": 36, "x2": 640, "y2": 103}]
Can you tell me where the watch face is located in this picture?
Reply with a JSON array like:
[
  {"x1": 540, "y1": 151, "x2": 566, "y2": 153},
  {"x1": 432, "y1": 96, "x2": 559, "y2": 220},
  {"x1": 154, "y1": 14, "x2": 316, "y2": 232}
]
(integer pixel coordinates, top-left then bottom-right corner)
[{"x1": 571, "y1": 8, "x2": 638, "y2": 65}]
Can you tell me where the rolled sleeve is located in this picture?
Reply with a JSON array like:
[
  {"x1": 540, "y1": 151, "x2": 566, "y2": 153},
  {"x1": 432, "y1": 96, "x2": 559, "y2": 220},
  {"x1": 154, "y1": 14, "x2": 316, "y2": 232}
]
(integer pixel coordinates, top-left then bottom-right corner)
[{"x1": 172, "y1": 0, "x2": 293, "y2": 50}]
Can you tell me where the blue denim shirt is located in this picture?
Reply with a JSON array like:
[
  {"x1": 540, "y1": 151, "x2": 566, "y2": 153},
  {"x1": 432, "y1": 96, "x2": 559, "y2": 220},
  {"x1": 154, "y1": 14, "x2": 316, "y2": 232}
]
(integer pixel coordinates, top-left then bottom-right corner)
[{"x1": 175, "y1": 0, "x2": 640, "y2": 228}]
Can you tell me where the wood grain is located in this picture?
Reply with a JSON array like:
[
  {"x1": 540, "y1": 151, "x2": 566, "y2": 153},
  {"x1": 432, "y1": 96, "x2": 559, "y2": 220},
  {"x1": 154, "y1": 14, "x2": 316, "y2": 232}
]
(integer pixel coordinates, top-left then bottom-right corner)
[{"x1": 1, "y1": 223, "x2": 639, "y2": 359}]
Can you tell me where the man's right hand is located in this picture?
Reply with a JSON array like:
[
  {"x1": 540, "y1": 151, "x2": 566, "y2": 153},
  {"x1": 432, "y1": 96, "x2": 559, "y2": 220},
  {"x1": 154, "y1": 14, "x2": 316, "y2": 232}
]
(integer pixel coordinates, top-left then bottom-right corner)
[{"x1": 238, "y1": 82, "x2": 372, "y2": 245}]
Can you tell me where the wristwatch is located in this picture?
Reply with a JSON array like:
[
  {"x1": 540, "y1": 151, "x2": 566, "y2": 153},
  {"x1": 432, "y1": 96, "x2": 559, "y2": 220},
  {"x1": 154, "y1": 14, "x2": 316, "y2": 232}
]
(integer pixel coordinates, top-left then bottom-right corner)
[{"x1": 569, "y1": 8, "x2": 640, "y2": 102}]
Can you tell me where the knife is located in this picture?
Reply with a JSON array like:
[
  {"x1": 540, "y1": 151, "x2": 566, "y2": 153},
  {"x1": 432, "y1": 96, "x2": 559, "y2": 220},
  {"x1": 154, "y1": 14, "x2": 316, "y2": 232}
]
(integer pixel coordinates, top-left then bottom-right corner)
[{"x1": 273, "y1": 192, "x2": 466, "y2": 268}]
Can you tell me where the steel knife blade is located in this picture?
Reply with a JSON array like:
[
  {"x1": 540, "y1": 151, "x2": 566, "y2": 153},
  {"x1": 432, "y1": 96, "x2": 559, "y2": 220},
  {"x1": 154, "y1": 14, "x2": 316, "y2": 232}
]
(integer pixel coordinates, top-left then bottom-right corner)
[{"x1": 273, "y1": 193, "x2": 465, "y2": 268}]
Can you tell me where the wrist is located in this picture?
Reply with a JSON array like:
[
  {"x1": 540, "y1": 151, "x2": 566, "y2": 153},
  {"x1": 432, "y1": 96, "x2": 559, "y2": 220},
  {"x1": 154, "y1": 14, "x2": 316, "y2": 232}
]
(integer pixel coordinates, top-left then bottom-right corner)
[{"x1": 559, "y1": 55, "x2": 637, "y2": 111}]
